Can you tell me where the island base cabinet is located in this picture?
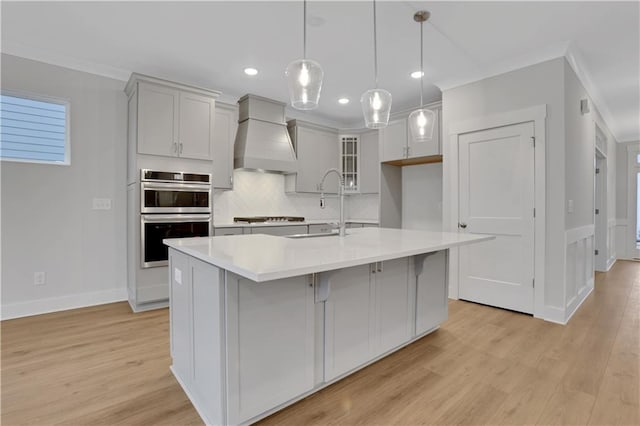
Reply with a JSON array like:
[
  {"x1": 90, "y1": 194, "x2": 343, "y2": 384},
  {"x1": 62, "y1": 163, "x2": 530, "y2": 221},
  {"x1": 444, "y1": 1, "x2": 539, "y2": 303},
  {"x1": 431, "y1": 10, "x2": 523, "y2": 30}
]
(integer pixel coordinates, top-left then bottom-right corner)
[
  {"x1": 375, "y1": 258, "x2": 414, "y2": 355},
  {"x1": 225, "y1": 273, "x2": 315, "y2": 425},
  {"x1": 324, "y1": 258, "x2": 412, "y2": 382},
  {"x1": 169, "y1": 249, "x2": 226, "y2": 426},
  {"x1": 415, "y1": 250, "x2": 449, "y2": 335},
  {"x1": 324, "y1": 264, "x2": 375, "y2": 381}
]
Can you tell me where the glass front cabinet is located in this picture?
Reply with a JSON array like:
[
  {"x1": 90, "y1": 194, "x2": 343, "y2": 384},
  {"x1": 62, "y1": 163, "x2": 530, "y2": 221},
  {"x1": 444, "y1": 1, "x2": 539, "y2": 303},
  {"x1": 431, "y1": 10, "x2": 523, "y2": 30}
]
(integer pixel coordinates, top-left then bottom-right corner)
[{"x1": 340, "y1": 135, "x2": 359, "y2": 193}]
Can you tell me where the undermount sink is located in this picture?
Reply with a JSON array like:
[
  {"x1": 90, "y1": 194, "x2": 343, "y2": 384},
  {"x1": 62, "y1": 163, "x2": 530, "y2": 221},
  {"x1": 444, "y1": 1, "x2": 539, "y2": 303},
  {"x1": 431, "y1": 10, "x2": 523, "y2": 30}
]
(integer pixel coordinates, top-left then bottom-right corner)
[{"x1": 285, "y1": 232, "x2": 340, "y2": 239}]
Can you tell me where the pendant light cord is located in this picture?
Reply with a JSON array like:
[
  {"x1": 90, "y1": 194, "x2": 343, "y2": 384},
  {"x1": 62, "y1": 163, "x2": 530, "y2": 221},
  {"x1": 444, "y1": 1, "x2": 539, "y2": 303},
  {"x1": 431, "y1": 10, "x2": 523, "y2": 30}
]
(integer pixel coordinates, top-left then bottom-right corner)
[
  {"x1": 303, "y1": 0, "x2": 307, "y2": 59},
  {"x1": 373, "y1": 0, "x2": 379, "y2": 88},
  {"x1": 419, "y1": 19, "x2": 424, "y2": 107}
]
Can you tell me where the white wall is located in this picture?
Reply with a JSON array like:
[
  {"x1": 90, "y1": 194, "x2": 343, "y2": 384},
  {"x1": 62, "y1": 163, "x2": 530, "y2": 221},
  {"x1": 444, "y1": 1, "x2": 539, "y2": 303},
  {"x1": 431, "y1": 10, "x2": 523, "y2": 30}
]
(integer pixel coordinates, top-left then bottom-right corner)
[
  {"x1": 213, "y1": 169, "x2": 378, "y2": 224},
  {"x1": 1, "y1": 54, "x2": 128, "y2": 319},
  {"x1": 402, "y1": 163, "x2": 443, "y2": 231},
  {"x1": 443, "y1": 57, "x2": 566, "y2": 317}
]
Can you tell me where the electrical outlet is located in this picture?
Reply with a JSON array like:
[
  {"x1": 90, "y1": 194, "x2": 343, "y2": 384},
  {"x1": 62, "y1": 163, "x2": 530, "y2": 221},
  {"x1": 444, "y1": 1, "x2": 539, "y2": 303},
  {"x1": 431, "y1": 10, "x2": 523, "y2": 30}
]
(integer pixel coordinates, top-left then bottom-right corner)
[
  {"x1": 92, "y1": 198, "x2": 112, "y2": 210},
  {"x1": 567, "y1": 200, "x2": 574, "y2": 213},
  {"x1": 34, "y1": 272, "x2": 46, "y2": 286}
]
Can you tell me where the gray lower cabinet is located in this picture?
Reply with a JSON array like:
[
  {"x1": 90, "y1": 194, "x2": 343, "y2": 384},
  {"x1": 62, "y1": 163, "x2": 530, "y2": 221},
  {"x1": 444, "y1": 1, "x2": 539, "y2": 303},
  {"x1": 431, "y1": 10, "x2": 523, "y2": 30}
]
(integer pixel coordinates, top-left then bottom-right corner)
[
  {"x1": 323, "y1": 257, "x2": 411, "y2": 382},
  {"x1": 309, "y1": 223, "x2": 334, "y2": 234},
  {"x1": 214, "y1": 227, "x2": 244, "y2": 236},
  {"x1": 250, "y1": 225, "x2": 307, "y2": 236},
  {"x1": 415, "y1": 250, "x2": 448, "y2": 335},
  {"x1": 225, "y1": 273, "x2": 315, "y2": 424}
]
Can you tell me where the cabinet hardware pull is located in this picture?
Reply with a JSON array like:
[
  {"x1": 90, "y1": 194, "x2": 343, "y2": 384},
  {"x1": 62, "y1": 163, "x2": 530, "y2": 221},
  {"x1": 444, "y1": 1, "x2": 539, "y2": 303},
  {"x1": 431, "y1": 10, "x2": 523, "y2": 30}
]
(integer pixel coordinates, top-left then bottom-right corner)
[
  {"x1": 458, "y1": 222, "x2": 467, "y2": 229},
  {"x1": 377, "y1": 261, "x2": 383, "y2": 273},
  {"x1": 179, "y1": 142, "x2": 183, "y2": 155}
]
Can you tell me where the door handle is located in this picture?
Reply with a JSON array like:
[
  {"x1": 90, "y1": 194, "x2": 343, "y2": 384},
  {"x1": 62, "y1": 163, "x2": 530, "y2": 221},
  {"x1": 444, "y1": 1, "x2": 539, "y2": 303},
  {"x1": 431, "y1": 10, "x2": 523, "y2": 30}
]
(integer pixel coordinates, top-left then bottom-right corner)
[{"x1": 458, "y1": 222, "x2": 467, "y2": 229}]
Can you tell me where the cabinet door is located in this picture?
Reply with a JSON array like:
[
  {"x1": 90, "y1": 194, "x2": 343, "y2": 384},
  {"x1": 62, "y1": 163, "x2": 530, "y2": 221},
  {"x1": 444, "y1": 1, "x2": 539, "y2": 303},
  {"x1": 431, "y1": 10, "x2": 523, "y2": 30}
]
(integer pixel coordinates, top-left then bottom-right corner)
[
  {"x1": 324, "y1": 264, "x2": 375, "y2": 381},
  {"x1": 374, "y1": 258, "x2": 412, "y2": 355},
  {"x1": 379, "y1": 119, "x2": 407, "y2": 162},
  {"x1": 212, "y1": 104, "x2": 236, "y2": 189},
  {"x1": 226, "y1": 274, "x2": 315, "y2": 425},
  {"x1": 296, "y1": 126, "x2": 339, "y2": 193},
  {"x1": 415, "y1": 250, "x2": 448, "y2": 335},
  {"x1": 359, "y1": 130, "x2": 380, "y2": 194},
  {"x1": 138, "y1": 82, "x2": 179, "y2": 157},
  {"x1": 408, "y1": 107, "x2": 440, "y2": 158},
  {"x1": 168, "y1": 249, "x2": 192, "y2": 382},
  {"x1": 178, "y1": 92, "x2": 215, "y2": 160}
]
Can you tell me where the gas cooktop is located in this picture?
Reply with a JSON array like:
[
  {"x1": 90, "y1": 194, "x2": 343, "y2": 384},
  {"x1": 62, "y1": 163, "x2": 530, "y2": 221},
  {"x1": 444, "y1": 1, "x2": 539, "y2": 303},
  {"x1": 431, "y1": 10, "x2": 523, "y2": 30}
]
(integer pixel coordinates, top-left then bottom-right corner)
[{"x1": 233, "y1": 216, "x2": 305, "y2": 224}]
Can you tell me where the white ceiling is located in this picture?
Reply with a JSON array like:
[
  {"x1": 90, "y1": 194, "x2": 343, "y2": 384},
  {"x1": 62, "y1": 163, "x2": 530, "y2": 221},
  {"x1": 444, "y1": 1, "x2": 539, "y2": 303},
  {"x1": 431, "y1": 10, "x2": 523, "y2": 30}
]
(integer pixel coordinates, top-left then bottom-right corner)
[{"x1": 2, "y1": 1, "x2": 638, "y2": 140}]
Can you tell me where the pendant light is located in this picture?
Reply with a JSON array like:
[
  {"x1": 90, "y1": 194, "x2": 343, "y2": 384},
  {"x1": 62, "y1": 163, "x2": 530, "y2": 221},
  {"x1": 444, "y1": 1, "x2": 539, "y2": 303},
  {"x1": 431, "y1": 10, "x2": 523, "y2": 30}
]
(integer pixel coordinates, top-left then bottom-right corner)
[
  {"x1": 361, "y1": 0, "x2": 391, "y2": 129},
  {"x1": 408, "y1": 11, "x2": 435, "y2": 141},
  {"x1": 285, "y1": 0, "x2": 323, "y2": 110}
]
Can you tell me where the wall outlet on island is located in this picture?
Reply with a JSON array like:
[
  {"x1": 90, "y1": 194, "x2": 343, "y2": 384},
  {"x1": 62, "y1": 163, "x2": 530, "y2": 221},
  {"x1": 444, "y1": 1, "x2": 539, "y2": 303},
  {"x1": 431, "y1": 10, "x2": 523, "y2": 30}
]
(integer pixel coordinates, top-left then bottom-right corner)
[{"x1": 34, "y1": 272, "x2": 46, "y2": 286}]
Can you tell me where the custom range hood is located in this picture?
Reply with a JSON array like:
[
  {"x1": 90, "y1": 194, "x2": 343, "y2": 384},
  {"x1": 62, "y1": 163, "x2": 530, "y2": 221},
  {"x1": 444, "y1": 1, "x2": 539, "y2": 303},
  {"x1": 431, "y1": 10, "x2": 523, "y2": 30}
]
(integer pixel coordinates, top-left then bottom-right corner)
[{"x1": 234, "y1": 94, "x2": 297, "y2": 174}]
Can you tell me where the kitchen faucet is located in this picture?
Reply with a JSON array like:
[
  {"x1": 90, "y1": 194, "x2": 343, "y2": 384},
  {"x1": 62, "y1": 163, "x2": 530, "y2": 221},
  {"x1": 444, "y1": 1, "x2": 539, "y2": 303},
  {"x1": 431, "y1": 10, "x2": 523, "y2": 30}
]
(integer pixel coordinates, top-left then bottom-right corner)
[{"x1": 318, "y1": 168, "x2": 346, "y2": 237}]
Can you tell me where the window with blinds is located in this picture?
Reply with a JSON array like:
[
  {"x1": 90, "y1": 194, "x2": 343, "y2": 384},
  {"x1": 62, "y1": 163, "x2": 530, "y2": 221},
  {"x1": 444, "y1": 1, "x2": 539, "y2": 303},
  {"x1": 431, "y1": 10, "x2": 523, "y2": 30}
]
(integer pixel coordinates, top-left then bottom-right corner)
[{"x1": 0, "y1": 93, "x2": 70, "y2": 164}]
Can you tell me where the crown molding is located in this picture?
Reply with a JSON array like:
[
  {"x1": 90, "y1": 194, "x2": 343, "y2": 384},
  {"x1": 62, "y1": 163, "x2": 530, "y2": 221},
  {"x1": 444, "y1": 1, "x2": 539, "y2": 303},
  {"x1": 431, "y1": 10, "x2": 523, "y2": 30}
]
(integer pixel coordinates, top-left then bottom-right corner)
[{"x1": 2, "y1": 40, "x2": 131, "y2": 82}]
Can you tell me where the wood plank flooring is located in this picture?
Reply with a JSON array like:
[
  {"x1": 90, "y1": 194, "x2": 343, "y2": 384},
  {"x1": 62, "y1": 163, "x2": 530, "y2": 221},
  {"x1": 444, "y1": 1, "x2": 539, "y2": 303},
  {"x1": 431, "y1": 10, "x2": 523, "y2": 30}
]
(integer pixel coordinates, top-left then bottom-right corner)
[{"x1": 2, "y1": 260, "x2": 639, "y2": 425}]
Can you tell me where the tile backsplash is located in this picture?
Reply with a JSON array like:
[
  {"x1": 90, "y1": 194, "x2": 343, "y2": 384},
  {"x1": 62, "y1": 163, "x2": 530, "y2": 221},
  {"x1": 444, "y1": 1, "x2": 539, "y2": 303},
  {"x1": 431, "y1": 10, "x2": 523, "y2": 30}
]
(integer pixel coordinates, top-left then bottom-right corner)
[{"x1": 213, "y1": 170, "x2": 379, "y2": 224}]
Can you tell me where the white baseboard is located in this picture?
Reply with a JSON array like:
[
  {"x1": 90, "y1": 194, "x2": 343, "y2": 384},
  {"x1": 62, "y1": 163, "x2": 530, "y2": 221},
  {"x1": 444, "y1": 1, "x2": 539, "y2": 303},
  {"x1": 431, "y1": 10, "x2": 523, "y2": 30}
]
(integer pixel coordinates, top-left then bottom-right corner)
[
  {"x1": 564, "y1": 285, "x2": 593, "y2": 324},
  {"x1": 1, "y1": 287, "x2": 128, "y2": 320},
  {"x1": 606, "y1": 256, "x2": 617, "y2": 271},
  {"x1": 543, "y1": 305, "x2": 566, "y2": 324}
]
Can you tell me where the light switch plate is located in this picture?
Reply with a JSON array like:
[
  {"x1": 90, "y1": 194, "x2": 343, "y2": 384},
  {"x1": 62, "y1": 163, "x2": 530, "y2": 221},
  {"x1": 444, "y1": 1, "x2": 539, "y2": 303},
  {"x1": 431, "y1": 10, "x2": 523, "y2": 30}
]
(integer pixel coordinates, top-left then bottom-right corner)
[
  {"x1": 568, "y1": 200, "x2": 574, "y2": 213},
  {"x1": 92, "y1": 198, "x2": 112, "y2": 210},
  {"x1": 174, "y1": 268, "x2": 182, "y2": 285}
]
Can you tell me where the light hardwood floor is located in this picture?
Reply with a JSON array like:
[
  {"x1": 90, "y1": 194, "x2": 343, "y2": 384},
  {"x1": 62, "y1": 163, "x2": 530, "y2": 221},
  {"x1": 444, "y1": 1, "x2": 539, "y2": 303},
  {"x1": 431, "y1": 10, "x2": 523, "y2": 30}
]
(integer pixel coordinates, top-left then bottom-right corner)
[{"x1": 2, "y1": 261, "x2": 638, "y2": 425}]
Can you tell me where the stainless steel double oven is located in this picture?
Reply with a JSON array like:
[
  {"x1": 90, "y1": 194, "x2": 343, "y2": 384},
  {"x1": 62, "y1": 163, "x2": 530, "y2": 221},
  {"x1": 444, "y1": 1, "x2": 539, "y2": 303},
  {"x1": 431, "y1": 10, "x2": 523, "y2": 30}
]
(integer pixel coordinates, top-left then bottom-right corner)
[{"x1": 140, "y1": 169, "x2": 211, "y2": 268}]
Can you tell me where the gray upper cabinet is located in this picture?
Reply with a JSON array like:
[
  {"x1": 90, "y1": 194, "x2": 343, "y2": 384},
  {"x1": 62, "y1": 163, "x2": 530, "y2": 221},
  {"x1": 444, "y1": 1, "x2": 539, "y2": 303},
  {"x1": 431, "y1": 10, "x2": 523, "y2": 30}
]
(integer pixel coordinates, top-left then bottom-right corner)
[
  {"x1": 285, "y1": 120, "x2": 339, "y2": 194},
  {"x1": 125, "y1": 74, "x2": 220, "y2": 161},
  {"x1": 212, "y1": 102, "x2": 237, "y2": 189},
  {"x1": 379, "y1": 119, "x2": 407, "y2": 163},
  {"x1": 379, "y1": 102, "x2": 442, "y2": 162}
]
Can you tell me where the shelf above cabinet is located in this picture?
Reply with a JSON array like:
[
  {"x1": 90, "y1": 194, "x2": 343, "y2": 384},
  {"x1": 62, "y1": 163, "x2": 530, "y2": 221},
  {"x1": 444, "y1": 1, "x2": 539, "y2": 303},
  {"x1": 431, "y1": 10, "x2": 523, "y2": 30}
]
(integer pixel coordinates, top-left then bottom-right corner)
[{"x1": 383, "y1": 154, "x2": 443, "y2": 167}]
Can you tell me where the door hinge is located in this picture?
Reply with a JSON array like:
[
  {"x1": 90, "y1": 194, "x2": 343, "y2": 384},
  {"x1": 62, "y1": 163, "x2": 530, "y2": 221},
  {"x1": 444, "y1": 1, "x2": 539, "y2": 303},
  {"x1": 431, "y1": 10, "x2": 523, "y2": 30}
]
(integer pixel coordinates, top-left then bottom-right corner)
[
  {"x1": 595, "y1": 249, "x2": 599, "y2": 256},
  {"x1": 595, "y1": 209, "x2": 599, "y2": 215},
  {"x1": 596, "y1": 168, "x2": 600, "y2": 174},
  {"x1": 531, "y1": 136, "x2": 536, "y2": 147}
]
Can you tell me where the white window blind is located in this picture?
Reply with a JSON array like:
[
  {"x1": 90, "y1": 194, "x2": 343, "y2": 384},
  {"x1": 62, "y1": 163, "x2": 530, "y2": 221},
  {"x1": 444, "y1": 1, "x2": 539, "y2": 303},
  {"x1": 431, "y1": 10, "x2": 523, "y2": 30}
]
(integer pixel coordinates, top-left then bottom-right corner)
[{"x1": 0, "y1": 93, "x2": 69, "y2": 164}]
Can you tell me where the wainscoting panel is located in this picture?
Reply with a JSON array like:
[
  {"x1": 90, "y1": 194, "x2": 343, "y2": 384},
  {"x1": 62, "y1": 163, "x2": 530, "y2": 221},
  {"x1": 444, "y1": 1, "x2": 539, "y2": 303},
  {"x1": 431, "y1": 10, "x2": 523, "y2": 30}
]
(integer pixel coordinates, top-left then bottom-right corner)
[
  {"x1": 615, "y1": 219, "x2": 629, "y2": 260},
  {"x1": 564, "y1": 225, "x2": 595, "y2": 323}
]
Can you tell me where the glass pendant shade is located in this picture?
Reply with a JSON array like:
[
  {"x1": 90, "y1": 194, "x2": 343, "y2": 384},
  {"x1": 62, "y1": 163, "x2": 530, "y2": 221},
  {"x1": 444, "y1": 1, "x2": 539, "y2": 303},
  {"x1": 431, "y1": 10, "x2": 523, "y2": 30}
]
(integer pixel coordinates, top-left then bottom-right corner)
[
  {"x1": 285, "y1": 59, "x2": 323, "y2": 110},
  {"x1": 361, "y1": 88, "x2": 392, "y2": 129},
  {"x1": 408, "y1": 108, "x2": 435, "y2": 141}
]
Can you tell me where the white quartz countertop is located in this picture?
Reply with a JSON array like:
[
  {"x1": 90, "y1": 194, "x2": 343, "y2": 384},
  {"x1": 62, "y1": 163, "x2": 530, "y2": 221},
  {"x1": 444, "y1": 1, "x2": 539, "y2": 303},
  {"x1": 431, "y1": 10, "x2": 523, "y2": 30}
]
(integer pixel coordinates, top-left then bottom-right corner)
[
  {"x1": 213, "y1": 219, "x2": 379, "y2": 228},
  {"x1": 165, "y1": 227, "x2": 493, "y2": 282}
]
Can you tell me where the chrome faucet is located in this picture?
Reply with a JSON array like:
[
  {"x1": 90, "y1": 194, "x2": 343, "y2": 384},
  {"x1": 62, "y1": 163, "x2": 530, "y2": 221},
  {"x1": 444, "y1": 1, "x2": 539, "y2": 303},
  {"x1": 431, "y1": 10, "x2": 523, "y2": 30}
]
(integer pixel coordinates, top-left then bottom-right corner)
[{"x1": 318, "y1": 168, "x2": 346, "y2": 237}]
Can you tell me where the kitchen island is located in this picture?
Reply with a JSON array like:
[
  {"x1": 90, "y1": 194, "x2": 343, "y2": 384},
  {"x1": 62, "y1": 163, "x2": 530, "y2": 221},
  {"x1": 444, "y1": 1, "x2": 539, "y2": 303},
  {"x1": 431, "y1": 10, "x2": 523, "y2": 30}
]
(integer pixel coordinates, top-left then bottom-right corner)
[{"x1": 164, "y1": 228, "x2": 492, "y2": 425}]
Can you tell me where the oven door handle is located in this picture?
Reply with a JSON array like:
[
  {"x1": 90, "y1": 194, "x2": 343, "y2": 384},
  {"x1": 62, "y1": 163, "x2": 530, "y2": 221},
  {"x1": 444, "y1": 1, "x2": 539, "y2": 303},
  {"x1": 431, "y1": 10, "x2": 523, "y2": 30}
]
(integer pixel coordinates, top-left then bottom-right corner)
[
  {"x1": 141, "y1": 214, "x2": 211, "y2": 223},
  {"x1": 141, "y1": 182, "x2": 211, "y2": 192}
]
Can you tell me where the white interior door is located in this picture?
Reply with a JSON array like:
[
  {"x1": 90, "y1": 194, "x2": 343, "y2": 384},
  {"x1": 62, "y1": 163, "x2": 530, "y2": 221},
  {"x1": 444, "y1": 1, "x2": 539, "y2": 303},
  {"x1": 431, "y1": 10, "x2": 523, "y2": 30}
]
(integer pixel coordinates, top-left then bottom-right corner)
[
  {"x1": 458, "y1": 122, "x2": 535, "y2": 314},
  {"x1": 594, "y1": 154, "x2": 607, "y2": 271}
]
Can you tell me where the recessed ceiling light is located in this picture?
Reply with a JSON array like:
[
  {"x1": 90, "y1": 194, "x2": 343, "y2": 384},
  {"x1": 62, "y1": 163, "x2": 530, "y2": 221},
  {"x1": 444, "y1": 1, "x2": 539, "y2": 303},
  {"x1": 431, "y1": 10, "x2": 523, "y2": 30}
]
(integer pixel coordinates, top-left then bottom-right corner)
[
  {"x1": 338, "y1": 98, "x2": 350, "y2": 105},
  {"x1": 244, "y1": 67, "x2": 258, "y2": 76},
  {"x1": 411, "y1": 71, "x2": 424, "y2": 79}
]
